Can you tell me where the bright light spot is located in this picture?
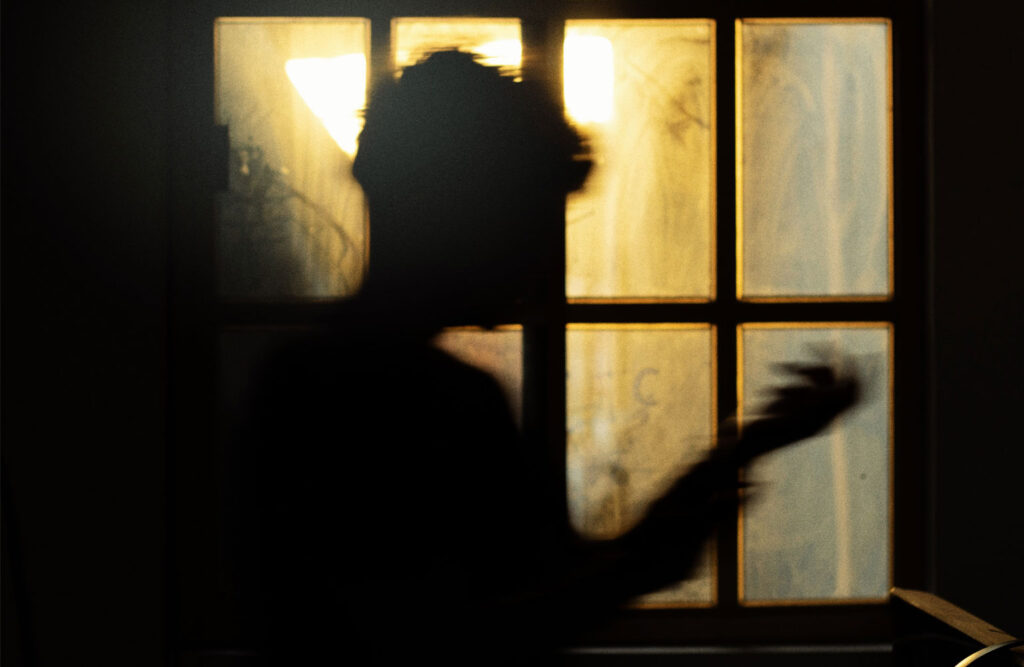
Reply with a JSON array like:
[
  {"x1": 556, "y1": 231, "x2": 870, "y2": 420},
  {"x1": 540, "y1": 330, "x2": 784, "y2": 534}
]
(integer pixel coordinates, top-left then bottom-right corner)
[
  {"x1": 475, "y1": 39, "x2": 522, "y2": 69},
  {"x1": 285, "y1": 54, "x2": 367, "y2": 156},
  {"x1": 564, "y1": 35, "x2": 614, "y2": 124}
]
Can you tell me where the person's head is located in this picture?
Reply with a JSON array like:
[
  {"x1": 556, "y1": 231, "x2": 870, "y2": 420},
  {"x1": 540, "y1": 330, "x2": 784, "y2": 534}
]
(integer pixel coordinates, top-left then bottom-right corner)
[{"x1": 353, "y1": 50, "x2": 590, "y2": 314}]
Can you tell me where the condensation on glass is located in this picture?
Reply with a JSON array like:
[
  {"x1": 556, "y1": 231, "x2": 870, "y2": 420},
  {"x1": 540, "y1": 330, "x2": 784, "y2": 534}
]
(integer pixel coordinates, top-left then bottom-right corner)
[
  {"x1": 214, "y1": 18, "x2": 369, "y2": 298},
  {"x1": 433, "y1": 327, "x2": 523, "y2": 424},
  {"x1": 738, "y1": 20, "x2": 892, "y2": 299},
  {"x1": 564, "y1": 20, "x2": 715, "y2": 300},
  {"x1": 739, "y1": 324, "x2": 891, "y2": 602},
  {"x1": 567, "y1": 325, "x2": 716, "y2": 604},
  {"x1": 392, "y1": 18, "x2": 522, "y2": 75}
]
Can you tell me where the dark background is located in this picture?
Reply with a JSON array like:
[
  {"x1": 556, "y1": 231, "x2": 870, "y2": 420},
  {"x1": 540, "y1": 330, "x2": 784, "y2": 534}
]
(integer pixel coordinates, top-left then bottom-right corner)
[{"x1": 3, "y1": 1, "x2": 1021, "y2": 664}]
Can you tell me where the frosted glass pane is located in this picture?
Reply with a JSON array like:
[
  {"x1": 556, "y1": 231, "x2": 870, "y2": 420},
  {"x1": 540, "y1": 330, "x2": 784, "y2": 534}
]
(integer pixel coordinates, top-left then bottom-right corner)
[
  {"x1": 740, "y1": 325, "x2": 890, "y2": 602},
  {"x1": 393, "y1": 19, "x2": 521, "y2": 74},
  {"x1": 565, "y1": 21, "x2": 715, "y2": 299},
  {"x1": 739, "y1": 22, "x2": 890, "y2": 298},
  {"x1": 433, "y1": 328, "x2": 523, "y2": 424},
  {"x1": 567, "y1": 326, "x2": 715, "y2": 603},
  {"x1": 215, "y1": 18, "x2": 368, "y2": 298}
]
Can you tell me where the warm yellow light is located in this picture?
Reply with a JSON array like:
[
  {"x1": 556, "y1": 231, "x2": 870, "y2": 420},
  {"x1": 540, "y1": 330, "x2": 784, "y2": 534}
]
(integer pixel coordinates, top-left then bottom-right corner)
[
  {"x1": 563, "y1": 34, "x2": 614, "y2": 124},
  {"x1": 285, "y1": 54, "x2": 367, "y2": 156},
  {"x1": 475, "y1": 39, "x2": 522, "y2": 69}
]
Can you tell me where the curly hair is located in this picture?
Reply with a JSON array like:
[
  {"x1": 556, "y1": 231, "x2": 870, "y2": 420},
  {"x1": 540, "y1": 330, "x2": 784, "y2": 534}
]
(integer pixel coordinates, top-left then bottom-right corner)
[{"x1": 352, "y1": 49, "x2": 591, "y2": 203}]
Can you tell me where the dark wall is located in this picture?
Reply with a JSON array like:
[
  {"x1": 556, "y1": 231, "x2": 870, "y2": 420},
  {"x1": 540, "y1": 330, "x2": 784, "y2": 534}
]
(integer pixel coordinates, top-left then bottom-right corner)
[
  {"x1": 930, "y1": 0, "x2": 1024, "y2": 636},
  {"x1": 2, "y1": 1, "x2": 171, "y2": 665},
  {"x1": 1, "y1": 1, "x2": 1021, "y2": 665}
]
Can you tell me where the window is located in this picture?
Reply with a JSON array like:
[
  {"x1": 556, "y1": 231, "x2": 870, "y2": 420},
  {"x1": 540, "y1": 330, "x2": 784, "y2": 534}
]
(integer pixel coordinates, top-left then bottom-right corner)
[{"x1": 170, "y1": 0, "x2": 928, "y2": 649}]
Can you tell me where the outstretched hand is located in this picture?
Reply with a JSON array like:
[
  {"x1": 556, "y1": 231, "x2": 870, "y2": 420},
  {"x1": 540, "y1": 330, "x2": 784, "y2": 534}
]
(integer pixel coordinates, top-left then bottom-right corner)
[
  {"x1": 737, "y1": 358, "x2": 860, "y2": 461},
  {"x1": 605, "y1": 355, "x2": 859, "y2": 601}
]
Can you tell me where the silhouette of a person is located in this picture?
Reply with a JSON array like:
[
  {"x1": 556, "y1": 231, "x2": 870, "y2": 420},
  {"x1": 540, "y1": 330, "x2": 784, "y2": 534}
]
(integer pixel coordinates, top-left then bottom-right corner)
[{"x1": 241, "y1": 50, "x2": 857, "y2": 666}]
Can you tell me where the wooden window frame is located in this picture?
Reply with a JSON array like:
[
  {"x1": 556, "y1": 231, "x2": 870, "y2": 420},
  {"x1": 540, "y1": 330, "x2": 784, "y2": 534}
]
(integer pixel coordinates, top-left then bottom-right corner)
[{"x1": 167, "y1": 0, "x2": 930, "y2": 653}]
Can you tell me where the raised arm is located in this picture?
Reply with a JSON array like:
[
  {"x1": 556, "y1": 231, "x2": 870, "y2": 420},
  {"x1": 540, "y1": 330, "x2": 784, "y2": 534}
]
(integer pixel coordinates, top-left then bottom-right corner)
[{"x1": 480, "y1": 360, "x2": 860, "y2": 648}]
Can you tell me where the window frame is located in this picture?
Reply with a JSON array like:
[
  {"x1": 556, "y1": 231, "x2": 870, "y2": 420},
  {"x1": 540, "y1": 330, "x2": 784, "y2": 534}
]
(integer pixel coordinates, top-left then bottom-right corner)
[{"x1": 168, "y1": 0, "x2": 930, "y2": 652}]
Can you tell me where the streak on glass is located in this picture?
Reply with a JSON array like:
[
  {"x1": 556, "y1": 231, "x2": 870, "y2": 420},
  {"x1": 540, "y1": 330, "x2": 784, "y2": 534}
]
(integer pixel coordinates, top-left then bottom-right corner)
[
  {"x1": 738, "y1": 21, "x2": 891, "y2": 299},
  {"x1": 215, "y1": 18, "x2": 369, "y2": 298},
  {"x1": 567, "y1": 324, "x2": 716, "y2": 604},
  {"x1": 739, "y1": 324, "x2": 891, "y2": 602},
  {"x1": 392, "y1": 18, "x2": 522, "y2": 75},
  {"x1": 433, "y1": 327, "x2": 523, "y2": 425},
  {"x1": 565, "y1": 20, "x2": 715, "y2": 300}
]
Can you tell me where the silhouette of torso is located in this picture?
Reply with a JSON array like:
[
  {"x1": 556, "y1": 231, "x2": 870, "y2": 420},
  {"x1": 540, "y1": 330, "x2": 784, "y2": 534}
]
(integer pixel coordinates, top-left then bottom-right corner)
[{"x1": 244, "y1": 313, "x2": 561, "y2": 665}]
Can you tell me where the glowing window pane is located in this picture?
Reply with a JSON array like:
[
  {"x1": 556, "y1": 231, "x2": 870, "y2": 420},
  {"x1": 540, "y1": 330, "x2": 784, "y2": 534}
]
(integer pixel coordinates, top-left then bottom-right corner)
[
  {"x1": 740, "y1": 324, "x2": 891, "y2": 602},
  {"x1": 567, "y1": 325, "x2": 715, "y2": 604},
  {"x1": 215, "y1": 18, "x2": 369, "y2": 298},
  {"x1": 392, "y1": 18, "x2": 522, "y2": 75},
  {"x1": 564, "y1": 35, "x2": 614, "y2": 123},
  {"x1": 565, "y1": 20, "x2": 715, "y2": 299},
  {"x1": 285, "y1": 55, "x2": 366, "y2": 156},
  {"x1": 739, "y1": 21, "x2": 891, "y2": 299},
  {"x1": 433, "y1": 327, "x2": 523, "y2": 424}
]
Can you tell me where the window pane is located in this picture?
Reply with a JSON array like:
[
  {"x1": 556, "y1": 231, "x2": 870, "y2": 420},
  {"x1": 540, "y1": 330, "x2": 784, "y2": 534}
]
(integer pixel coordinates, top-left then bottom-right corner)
[
  {"x1": 740, "y1": 324, "x2": 891, "y2": 602},
  {"x1": 739, "y1": 21, "x2": 891, "y2": 299},
  {"x1": 567, "y1": 325, "x2": 715, "y2": 604},
  {"x1": 565, "y1": 20, "x2": 715, "y2": 300},
  {"x1": 392, "y1": 18, "x2": 521, "y2": 74},
  {"x1": 215, "y1": 18, "x2": 369, "y2": 298},
  {"x1": 433, "y1": 327, "x2": 523, "y2": 424}
]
